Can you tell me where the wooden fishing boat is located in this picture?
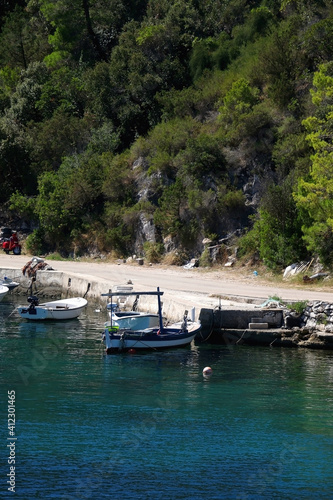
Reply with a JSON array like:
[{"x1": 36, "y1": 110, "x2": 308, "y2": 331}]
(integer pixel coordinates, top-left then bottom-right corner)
[{"x1": 102, "y1": 288, "x2": 201, "y2": 353}]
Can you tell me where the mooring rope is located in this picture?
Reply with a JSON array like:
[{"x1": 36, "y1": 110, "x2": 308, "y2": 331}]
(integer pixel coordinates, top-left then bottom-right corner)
[
  {"x1": 199, "y1": 309, "x2": 215, "y2": 342},
  {"x1": 236, "y1": 329, "x2": 248, "y2": 344}
]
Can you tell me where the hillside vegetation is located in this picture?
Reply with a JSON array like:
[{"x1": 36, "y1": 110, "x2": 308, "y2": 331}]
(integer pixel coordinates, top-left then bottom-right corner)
[{"x1": 0, "y1": 0, "x2": 333, "y2": 270}]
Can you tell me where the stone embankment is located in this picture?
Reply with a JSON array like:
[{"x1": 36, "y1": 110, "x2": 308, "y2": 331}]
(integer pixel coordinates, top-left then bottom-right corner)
[
  {"x1": 198, "y1": 300, "x2": 333, "y2": 350},
  {"x1": 2, "y1": 256, "x2": 333, "y2": 350},
  {"x1": 282, "y1": 301, "x2": 333, "y2": 349}
]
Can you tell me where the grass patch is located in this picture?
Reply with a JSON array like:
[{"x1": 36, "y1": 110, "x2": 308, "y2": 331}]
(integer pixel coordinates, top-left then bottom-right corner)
[
  {"x1": 44, "y1": 252, "x2": 70, "y2": 261},
  {"x1": 286, "y1": 300, "x2": 308, "y2": 315}
]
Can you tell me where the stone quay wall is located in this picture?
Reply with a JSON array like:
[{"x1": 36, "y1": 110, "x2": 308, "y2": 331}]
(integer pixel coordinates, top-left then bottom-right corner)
[
  {"x1": 198, "y1": 301, "x2": 333, "y2": 350},
  {"x1": 4, "y1": 265, "x2": 333, "y2": 350}
]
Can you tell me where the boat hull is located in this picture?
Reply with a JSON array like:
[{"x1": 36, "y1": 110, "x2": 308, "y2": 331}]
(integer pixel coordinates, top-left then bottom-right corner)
[
  {"x1": 0, "y1": 278, "x2": 19, "y2": 291},
  {"x1": 104, "y1": 323, "x2": 201, "y2": 353},
  {"x1": 0, "y1": 285, "x2": 9, "y2": 302},
  {"x1": 17, "y1": 298, "x2": 87, "y2": 320}
]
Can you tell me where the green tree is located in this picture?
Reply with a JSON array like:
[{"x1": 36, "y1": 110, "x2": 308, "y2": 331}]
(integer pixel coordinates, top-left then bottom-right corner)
[
  {"x1": 154, "y1": 177, "x2": 186, "y2": 238},
  {"x1": 0, "y1": 6, "x2": 36, "y2": 69},
  {"x1": 3, "y1": 62, "x2": 49, "y2": 125},
  {"x1": 302, "y1": 17, "x2": 333, "y2": 70},
  {"x1": 256, "y1": 21, "x2": 298, "y2": 108},
  {"x1": 218, "y1": 78, "x2": 260, "y2": 138},
  {"x1": 154, "y1": 177, "x2": 200, "y2": 247},
  {"x1": 30, "y1": 150, "x2": 106, "y2": 249},
  {"x1": 256, "y1": 182, "x2": 308, "y2": 269},
  {"x1": 104, "y1": 17, "x2": 191, "y2": 146},
  {"x1": 141, "y1": 117, "x2": 200, "y2": 177},
  {"x1": 0, "y1": 133, "x2": 35, "y2": 202},
  {"x1": 35, "y1": 65, "x2": 87, "y2": 119},
  {"x1": 101, "y1": 151, "x2": 139, "y2": 254},
  {"x1": 34, "y1": 169, "x2": 71, "y2": 246},
  {"x1": 280, "y1": 0, "x2": 331, "y2": 19},
  {"x1": 39, "y1": 0, "x2": 105, "y2": 63},
  {"x1": 27, "y1": 109, "x2": 93, "y2": 172},
  {"x1": 83, "y1": 62, "x2": 115, "y2": 122},
  {"x1": 38, "y1": 0, "x2": 148, "y2": 65},
  {"x1": 232, "y1": 6, "x2": 274, "y2": 48},
  {"x1": 189, "y1": 38, "x2": 217, "y2": 81},
  {"x1": 176, "y1": 133, "x2": 226, "y2": 181},
  {"x1": 102, "y1": 151, "x2": 135, "y2": 205},
  {"x1": 294, "y1": 62, "x2": 333, "y2": 266}
]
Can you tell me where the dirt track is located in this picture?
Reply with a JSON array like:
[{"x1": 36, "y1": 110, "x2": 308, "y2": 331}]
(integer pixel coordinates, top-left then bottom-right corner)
[{"x1": 1, "y1": 253, "x2": 333, "y2": 306}]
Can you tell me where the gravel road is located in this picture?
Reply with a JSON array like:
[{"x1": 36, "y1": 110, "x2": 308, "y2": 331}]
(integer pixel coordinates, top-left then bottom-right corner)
[{"x1": 1, "y1": 253, "x2": 333, "y2": 307}]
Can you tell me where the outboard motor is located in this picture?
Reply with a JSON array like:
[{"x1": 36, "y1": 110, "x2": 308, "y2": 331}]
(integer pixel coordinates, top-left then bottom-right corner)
[{"x1": 27, "y1": 295, "x2": 39, "y2": 312}]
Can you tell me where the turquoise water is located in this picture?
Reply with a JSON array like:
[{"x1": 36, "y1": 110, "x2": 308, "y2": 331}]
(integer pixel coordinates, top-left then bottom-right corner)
[{"x1": 1, "y1": 296, "x2": 333, "y2": 499}]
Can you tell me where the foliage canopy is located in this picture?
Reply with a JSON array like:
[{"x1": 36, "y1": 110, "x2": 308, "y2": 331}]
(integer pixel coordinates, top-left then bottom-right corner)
[{"x1": 2, "y1": 0, "x2": 333, "y2": 268}]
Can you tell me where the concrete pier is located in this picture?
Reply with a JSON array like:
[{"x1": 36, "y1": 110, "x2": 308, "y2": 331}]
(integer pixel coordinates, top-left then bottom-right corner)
[
  {"x1": 2, "y1": 267, "x2": 211, "y2": 323},
  {"x1": 3, "y1": 262, "x2": 333, "y2": 350},
  {"x1": 198, "y1": 306, "x2": 287, "y2": 346},
  {"x1": 2, "y1": 268, "x2": 110, "y2": 304},
  {"x1": 199, "y1": 307, "x2": 284, "y2": 330},
  {"x1": 197, "y1": 307, "x2": 333, "y2": 350}
]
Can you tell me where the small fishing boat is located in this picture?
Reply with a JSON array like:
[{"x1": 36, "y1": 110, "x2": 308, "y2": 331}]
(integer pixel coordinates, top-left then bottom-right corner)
[
  {"x1": 0, "y1": 285, "x2": 9, "y2": 302},
  {"x1": 102, "y1": 288, "x2": 201, "y2": 353},
  {"x1": 17, "y1": 296, "x2": 88, "y2": 320}
]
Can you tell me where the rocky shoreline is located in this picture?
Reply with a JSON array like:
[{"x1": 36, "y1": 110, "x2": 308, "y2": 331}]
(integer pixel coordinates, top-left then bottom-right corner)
[{"x1": 282, "y1": 300, "x2": 333, "y2": 349}]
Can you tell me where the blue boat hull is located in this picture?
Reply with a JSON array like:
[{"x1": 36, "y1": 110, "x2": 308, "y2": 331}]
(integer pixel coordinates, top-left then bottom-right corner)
[{"x1": 103, "y1": 323, "x2": 201, "y2": 353}]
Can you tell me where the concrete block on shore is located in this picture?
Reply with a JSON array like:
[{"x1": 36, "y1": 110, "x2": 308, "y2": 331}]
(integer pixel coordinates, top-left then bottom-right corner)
[{"x1": 249, "y1": 322, "x2": 269, "y2": 329}]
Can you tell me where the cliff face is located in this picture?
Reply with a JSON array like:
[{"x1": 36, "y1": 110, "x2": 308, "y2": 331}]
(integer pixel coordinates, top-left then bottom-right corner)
[{"x1": 131, "y1": 140, "x2": 273, "y2": 260}]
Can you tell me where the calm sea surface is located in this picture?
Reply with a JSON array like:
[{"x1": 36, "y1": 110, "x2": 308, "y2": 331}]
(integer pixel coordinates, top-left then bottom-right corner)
[{"x1": 1, "y1": 295, "x2": 333, "y2": 499}]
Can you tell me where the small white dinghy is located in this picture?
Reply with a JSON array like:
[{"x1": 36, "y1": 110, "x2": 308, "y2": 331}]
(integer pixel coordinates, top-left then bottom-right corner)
[
  {"x1": 0, "y1": 285, "x2": 9, "y2": 302},
  {"x1": 17, "y1": 296, "x2": 88, "y2": 320},
  {"x1": 0, "y1": 277, "x2": 20, "y2": 291}
]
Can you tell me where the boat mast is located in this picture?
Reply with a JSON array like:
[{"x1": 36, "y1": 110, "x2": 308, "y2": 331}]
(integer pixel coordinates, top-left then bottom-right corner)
[
  {"x1": 110, "y1": 292, "x2": 113, "y2": 327},
  {"x1": 157, "y1": 286, "x2": 164, "y2": 333}
]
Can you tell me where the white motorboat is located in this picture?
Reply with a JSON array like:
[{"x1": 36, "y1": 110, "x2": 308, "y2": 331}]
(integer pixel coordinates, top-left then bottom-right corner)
[
  {"x1": 0, "y1": 277, "x2": 20, "y2": 290},
  {"x1": 0, "y1": 285, "x2": 9, "y2": 302},
  {"x1": 17, "y1": 296, "x2": 88, "y2": 320}
]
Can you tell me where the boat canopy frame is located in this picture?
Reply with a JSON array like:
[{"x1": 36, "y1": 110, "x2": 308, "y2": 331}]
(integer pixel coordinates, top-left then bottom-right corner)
[{"x1": 101, "y1": 288, "x2": 164, "y2": 332}]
